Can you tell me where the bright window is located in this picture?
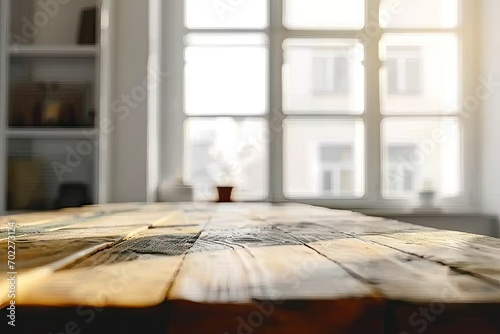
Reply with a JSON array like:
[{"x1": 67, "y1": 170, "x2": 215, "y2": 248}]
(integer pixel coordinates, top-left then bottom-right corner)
[
  {"x1": 284, "y1": 119, "x2": 365, "y2": 198},
  {"x1": 165, "y1": 0, "x2": 468, "y2": 207},
  {"x1": 283, "y1": 39, "x2": 364, "y2": 114}
]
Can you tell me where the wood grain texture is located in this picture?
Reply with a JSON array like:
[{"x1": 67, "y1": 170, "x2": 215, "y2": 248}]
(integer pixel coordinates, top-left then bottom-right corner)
[
  {"x1": 0, "y1": 226, "x2": 148, "y2": 272},
  {"x1": 0, "y1": 225, "x2": 149, "y2": 307},
  {"x1": 0, "y1": 206, "x2": 142, "y2": 240},
  {"x1": 1, "y1": 203, "x2": 499, "y2": 334},
  {"x1": 308, "y1": 237, "x2": 500, "y2": 302},
  {"x1": 362, "y1": 231, "x2": 500, "y2": 285},
  {"x1": 15, "y1": 226, "x2": 203, "y2": 307},
  {"x1": 0, "y1": 212, "x2": 95, "y2": 237},
  {"x1": 64, "y1": 211, "x2": 182, "y2": 229}
]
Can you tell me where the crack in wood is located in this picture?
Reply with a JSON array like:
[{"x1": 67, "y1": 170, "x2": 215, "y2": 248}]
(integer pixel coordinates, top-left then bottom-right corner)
[
  {"x1": 360, "y1": 236, "x2": 500, "y2": 289},
  {"x1": 272, "y1": 225, "x2": 383, "y2": 290}
]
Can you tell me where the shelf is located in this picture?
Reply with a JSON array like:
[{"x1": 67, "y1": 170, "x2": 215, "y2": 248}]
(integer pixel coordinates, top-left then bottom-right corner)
[
  {"x1": 0, "y1": 0, "x2": 108, "y2": 213},
  {"x1": 6, "y1": 128, "x2": 98, "y2": 140},
  {"x1": 8, "y1": 45, "x2": 98, "y2": 57}
]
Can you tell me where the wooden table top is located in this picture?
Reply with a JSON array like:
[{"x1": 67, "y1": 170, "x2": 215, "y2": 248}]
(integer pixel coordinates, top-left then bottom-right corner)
[{"x1": 1, "y1": 203, "x2": 500, "y2": 333}]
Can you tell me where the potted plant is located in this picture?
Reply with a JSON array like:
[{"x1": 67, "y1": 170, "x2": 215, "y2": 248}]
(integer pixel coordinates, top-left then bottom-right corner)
[
  {"x1": 208, "y1": 160, "x2": 238, "y2": 203},
  {"x1": 207, "y1": 141, "x2": 258, "y2": 203}
]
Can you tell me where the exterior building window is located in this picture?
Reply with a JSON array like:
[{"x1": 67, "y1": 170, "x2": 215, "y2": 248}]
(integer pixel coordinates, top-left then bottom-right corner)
[
  {"x1": 387, "y1": 144, "x2": 419, "y2": 195},
  {"x1": 386, "y1": 47, "x2": 422, "y2": 95},
  {"x1": 312, "y1": 56, "x2": 349, "y2": 94},
  {"x1": 319, "y1": 144, "x2": 354, "y2": 196}
]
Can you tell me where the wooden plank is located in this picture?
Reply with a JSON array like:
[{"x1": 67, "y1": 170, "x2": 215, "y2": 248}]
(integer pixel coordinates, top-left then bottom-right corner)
[
  {"x1": 0, "y1": 225, "x2": 148, "y2": 307},
  {"x1": 63, "y1": 211, "x2": 182, "y2": 229},
  {"x1": 0, "y1": 206, "x2": 143, "y2": 240},
  {"x1": 169, "y1": 247, "x2": 257, "y2": 303},
  {"x1": 169, "y1": 222, "x2": 373, "y2": 303},
  {"x1": 2, "y1": 203, "x2": 500, "y2": 334},
  {"x1": 306, "y1": 237, "x2": 500, "y2": 303},
  {"x1": 132, "y1": 203, "x2": 192, "y2": 212},
  {"x1": 245, "y1": 203, "x2": 360, "y2": 222},
  {"x1": 168, "y1": 220, "x2": 382, "y2": 333},
  {"x1": 274, "y1": 216, "x2": 500, "y2": 333},
  {"x1": 269, "y1": 220, "x2": 500, "y2": 302},
  {"x1": 255, "y1": 221, "x2": 500, "y2": 303},
  {"x1": 313, "y1": 217, "x2": 434, "y2": 236},
  {"x1": 16, "y1": 226, "x2": 201, "y2": 307},
  {"x1": 0, "y1": 226, "x2": 147, "y2": 272},
  {"x1": 273, "y1": 221, "x2": 354, "y2": 243},
  {"x1": 82, "y1": 203, "x2": 148, "y2": 211},
  {"x1": 245, "y1": 244, "x2": 375, "y2": 301},
  {"x1": 0, "y1": 211, "x2": 94, "y2": 230},
  {"x1": 362, "y1": 230, "x2": 500, "y2": 285}
]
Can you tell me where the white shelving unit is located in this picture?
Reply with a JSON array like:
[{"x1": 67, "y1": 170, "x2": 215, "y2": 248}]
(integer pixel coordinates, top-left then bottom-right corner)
[
  {"x1": 8, "y1": 45, "x2": 98, "y2": 57},
  {"x1": 6, "y1": 128, "x2": 98, "y2": 140},
  {"x1": 0, "y1": 0, "x2": 112, "y2": 213}
]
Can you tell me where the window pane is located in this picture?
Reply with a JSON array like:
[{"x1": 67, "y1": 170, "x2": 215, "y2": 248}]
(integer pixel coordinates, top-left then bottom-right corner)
[
  {"x1": 284, "y1": 119, "x2": 364, "y2": 198},
  {"x1": 185, "y1": 0, "x2": 268, "y2": 28},
  {"x1": 380, "y1": 0, "x2": 458, "y2": 28},
  {"x1": 185, "y1": 34, "x2": 268, "y2": 115},
  {"x1": 283, "y1": 39, "x2": 364, "y2": 114},
  {"x1": 380, "y1": 34, "x2": 458, "y2": 114},
  {"x1": 184, "y1": 118, "x2": 268, "y2": 201},
  {"x1": 382, "y1": 118, "x2": 461, "y2": 198},
  {"x1": 284, "y1": 0, "x2": 365, "y2": 29}
]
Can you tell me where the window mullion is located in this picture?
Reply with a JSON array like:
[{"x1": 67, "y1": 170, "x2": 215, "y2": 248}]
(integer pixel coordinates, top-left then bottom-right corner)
[
  {"x1": 269, "y1": 0, "x2": 285, "y2": 202},
  {"x1": 460, "y1": 0, "x2": 479, "y2": 208},
  {"x1": 364, "y1": 0, "x2": 382, "y2": 203},
  {"x1": 162, "y1": 0, "x2": 186, "y2": 184}
]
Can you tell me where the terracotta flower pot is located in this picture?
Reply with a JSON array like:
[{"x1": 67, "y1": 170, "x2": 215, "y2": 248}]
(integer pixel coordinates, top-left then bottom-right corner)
[{"x1": 216, "y1": 186, "x2": 233, "y2": 203}]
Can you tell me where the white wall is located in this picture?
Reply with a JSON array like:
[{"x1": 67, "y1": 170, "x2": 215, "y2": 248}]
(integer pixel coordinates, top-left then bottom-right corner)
[
  {"x1": 481, "y1": 0, "x2": 500, "y2": 218},
  {"x1": 109, "y1": 0, "x2": 149, "y2": 202},
  {"x1": 10, "y1": 0, "x2": 96, "y2": 45},
  {"x1": 33, "y1": 0, "x2": 97, "y2": 45}
]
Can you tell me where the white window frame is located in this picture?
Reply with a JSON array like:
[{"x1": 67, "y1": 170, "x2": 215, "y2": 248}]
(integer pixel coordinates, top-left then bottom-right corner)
[{"x1": 159, "y1": 0, "x2": 479, "y2": 211}]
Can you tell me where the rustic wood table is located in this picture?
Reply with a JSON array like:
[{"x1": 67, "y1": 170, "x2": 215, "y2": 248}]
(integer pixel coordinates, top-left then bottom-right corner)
[{"x1": 1, "y1": 203, "x2": 499, "y2": 333}]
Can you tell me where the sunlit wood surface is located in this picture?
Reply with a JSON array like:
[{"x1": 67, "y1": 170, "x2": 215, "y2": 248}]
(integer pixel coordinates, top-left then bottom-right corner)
[{"x1": 1, "y1": 203, "x2": 500, "y2": 333}]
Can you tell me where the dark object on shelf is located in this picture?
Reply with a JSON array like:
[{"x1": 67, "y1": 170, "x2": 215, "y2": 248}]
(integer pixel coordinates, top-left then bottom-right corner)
[
  {"x1": 53, "y1": 183, "x2": 91, "y2": 209},
  {"x1": 9, "y1": 83, "x2": 90, "y2": 127},
  {"x1": 33, "y1": 101, "x2": 78, "y2": 126},
  {"x1": 216, "y1": 186, "x2": 233, "y2": 203},
  {"x1": 78, "y1": 7, "x2": 97, "y2": 45},
  {"x1": 7, "y1": 157, "x2": 46, "y2": 210},
  {"x1": 87, "y1": 108, "x2": 96, "y2": 126}
]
